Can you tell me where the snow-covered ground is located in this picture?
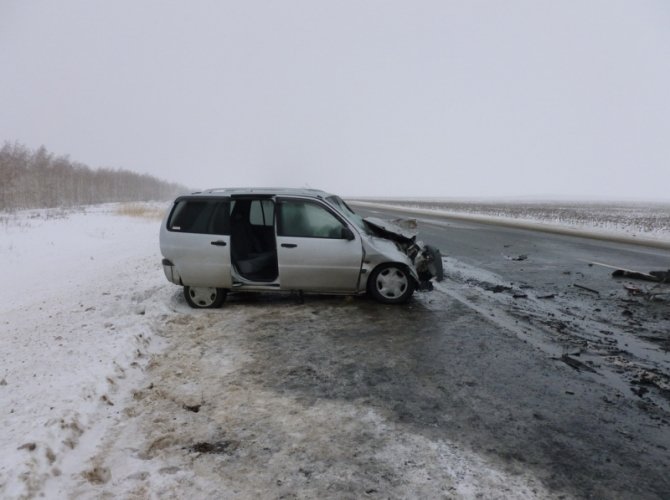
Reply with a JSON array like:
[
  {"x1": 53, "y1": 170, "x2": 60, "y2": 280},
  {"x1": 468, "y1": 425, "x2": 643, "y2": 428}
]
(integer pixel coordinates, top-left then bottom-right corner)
[{"x1": 0, "y1": 204, "x2": 171, "y2": 498}]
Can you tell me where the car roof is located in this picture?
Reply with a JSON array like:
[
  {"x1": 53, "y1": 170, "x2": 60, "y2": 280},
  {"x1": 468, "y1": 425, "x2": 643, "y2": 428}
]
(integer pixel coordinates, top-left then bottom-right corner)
[{"x1": 180, "y1": 187, "x2": 336, "y2": 199}]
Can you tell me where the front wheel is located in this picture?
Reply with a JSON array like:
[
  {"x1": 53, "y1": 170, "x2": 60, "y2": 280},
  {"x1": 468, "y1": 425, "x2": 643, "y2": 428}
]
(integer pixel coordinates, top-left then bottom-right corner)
[
  {"x1": 368, "y1": 264, "x2": 415, "y2": 304},
  {"x1": 183, "y1": 286, "x2": 227, "y2": 308}
]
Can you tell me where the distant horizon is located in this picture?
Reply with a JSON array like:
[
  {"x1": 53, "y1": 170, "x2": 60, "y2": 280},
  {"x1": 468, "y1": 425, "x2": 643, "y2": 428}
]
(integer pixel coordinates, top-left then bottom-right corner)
[
  {"x1": 6, "y1": 138, "x2": 669, "y2": 206},
  {"x1": 11, "y1": 139, "x2": 669, "y2": 205},
  {"x1": 345, "y1": 194, "x2": 670, "y2": 205}
]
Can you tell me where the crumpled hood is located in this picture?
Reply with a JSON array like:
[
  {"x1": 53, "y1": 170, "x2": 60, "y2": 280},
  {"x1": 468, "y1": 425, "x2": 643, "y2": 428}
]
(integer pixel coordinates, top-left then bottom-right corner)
[{"x1": 363, "y1": 217, "x2": 418, "y2": 242}]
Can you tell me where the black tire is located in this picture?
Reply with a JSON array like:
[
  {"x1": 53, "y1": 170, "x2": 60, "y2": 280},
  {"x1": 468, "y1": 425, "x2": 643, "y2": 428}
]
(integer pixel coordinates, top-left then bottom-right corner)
[
  {"x1": 368, "y1": 264, "x2": 415, "y2": 304},
  {"x1": 183, "y1": 286, "x2": 227, "y2": 308}
]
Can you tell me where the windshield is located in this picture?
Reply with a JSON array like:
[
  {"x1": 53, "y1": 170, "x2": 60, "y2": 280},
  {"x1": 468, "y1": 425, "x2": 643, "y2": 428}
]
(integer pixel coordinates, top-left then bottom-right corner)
[{"x1": 326, "y1": 196, "x2": 369, "y2": 233}]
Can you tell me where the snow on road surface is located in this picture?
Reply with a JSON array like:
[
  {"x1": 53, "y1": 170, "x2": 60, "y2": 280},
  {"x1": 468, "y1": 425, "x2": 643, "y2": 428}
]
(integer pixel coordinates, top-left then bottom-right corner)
[{"x1": 3, "y1": 203, "x2": 567, "y2": 498}]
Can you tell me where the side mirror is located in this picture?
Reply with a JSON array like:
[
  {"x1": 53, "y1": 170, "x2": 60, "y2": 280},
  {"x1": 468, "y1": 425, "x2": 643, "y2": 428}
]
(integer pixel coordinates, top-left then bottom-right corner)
[{"x1": 342, "y1": 227, "x2": 355, "y2": 241}]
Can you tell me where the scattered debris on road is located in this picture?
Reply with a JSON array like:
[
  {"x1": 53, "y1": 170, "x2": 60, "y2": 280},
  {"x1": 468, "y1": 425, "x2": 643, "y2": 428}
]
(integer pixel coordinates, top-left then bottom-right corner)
[
  {"x1": 585, "y1": 260, "x2": 670, "y2": 301},
  {"x1": 587, "y1": 260, "x2": 669, "y2": 283},
  {"x1": 623, "y1": 284, "x2": 644, "y2": 296},
  {"x1": 612, "y1": 269, "x2": 663, "y2": 282},
  {"x1": 506, "y1": 254, "x2": 528, "y2": 261},
  {"x1": 554, "y1": 353, "x2": 598, "y2": 373}
]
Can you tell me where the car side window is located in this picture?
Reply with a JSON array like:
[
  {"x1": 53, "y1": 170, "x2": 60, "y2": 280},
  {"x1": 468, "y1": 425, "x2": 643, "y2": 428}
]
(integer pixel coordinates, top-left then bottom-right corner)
[
  {"x1": 208, "y1": 201, "x2": 231, "y2": 235},
  {"x1": 168, "y1": 200, "x2": 230, "y2": 234},
  {"x1": 249, "y1": 199, "x2": 274, "y2": 227},
  {"x1": 278, "y1": 200, "x2": 347, "y2": 239}
]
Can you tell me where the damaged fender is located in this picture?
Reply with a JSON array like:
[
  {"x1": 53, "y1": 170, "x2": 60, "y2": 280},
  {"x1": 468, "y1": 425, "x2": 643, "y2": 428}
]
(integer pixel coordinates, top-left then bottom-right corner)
[{"x1": 363, "y1": 217, "x2": 444, "y2": 289}]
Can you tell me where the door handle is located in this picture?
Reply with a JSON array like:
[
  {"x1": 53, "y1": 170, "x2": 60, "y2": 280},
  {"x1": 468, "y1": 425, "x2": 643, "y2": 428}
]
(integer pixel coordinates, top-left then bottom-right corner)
[
  {"x1": 281, "y1": 243, "x2": 297, "y2": 248},
  {"x1": 210, "y1": 240, "x2": 227, "y2": 246}
]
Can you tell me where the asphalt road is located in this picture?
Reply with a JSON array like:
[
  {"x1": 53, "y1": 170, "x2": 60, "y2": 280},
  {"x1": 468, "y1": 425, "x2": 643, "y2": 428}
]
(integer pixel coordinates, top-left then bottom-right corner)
[{"x1": 351, "y1": 204, "x2": 670, "y2": 499}]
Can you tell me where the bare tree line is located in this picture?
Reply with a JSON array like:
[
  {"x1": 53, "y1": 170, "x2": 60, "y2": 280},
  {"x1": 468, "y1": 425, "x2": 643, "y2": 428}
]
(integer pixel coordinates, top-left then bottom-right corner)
[{"x1": 0, "y1": 142, "x2": 188, "y2": 210}]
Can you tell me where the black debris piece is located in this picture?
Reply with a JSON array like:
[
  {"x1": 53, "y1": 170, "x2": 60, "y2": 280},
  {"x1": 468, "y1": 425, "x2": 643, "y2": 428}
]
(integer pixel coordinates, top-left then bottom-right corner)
[
  {"x1": 631, "y1": 386, "x2": 649, "y2": 397},
  {"x1": 555, "y1": 354, "x2": 598, "y2": 373},
  {"x1": 506, "y1": 254, "x2": 528, "y2": 261},
  {"x1": 188, "y1": 440, "x2": 239, "y2": 455},
  {"x1": 612, "y1": 269, "x2": 670, "y2": 283},
  {"x1": 650, "y1": 270, "x2": 670, "y2": 283},
  {"x1": 487, "y1": 284, "x2": 512, "y2": 293},
  {"x1": 573, "y1": 284, "x2": 600, "y2": 295}
]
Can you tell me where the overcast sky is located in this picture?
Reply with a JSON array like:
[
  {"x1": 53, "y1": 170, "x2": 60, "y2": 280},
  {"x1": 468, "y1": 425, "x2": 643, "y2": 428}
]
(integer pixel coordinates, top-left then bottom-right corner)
[{"x1": 1, "y1": 1, "x2": 669, "y2": 200}]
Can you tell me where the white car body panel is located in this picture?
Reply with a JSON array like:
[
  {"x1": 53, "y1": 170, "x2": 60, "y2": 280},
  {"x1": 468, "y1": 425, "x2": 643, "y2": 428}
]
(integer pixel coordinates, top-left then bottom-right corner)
[{"x1": 276, "y1": 235, "x2": 363, "y2": 292}]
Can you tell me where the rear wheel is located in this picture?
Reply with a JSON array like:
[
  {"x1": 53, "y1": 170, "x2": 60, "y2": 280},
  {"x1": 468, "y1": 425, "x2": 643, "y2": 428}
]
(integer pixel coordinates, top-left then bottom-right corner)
[
  {"x1": 183, "y1": 286, "x2": 227, "y2": 308},
  {"x1": 368, "y1": 264, "x2": 415, "y2": 304}
]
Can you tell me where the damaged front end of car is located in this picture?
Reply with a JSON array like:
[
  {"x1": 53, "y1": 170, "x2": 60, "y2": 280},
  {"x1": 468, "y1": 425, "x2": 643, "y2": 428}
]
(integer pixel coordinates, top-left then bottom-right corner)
[{"x1": 363, "y1": 217, "x2": 444, "y2": 290}]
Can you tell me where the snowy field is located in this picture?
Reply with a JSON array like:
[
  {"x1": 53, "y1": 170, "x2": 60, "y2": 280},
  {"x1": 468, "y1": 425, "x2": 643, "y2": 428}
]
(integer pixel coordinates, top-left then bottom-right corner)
[
  {"x1": 0, "y1": 204, "x2": 172, "y2": 498},
  {"x1": 1, "y1": 203, "x2": 564, "y2": 499},
  {"x1": 350, "y1": 199, "x2": 670, "y2": 246}
]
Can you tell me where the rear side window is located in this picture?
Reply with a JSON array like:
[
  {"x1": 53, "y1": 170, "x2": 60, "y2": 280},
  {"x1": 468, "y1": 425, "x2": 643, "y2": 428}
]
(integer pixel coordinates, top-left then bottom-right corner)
[{"x1": 168, "y1": 200, "x2": 230, "y2": 234}]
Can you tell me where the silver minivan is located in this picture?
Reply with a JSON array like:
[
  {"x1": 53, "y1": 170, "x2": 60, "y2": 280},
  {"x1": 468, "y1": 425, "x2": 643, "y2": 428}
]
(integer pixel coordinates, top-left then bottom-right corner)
[{"x1": 159, "y1": 188, "x2": 443, "y2": 308}]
